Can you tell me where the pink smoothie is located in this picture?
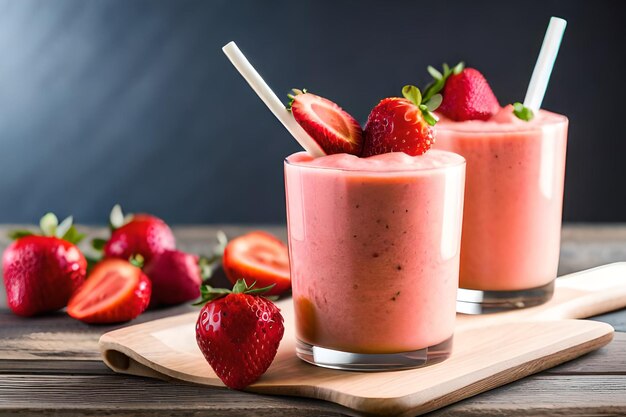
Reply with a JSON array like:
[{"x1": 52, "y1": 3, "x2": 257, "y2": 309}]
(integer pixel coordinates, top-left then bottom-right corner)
[
  {"x1": 284, "y1": 150, "x2": 465, "y2": 354},
  {"x1": 435, "y1": 105, "x2": 568, "y2": 291}
]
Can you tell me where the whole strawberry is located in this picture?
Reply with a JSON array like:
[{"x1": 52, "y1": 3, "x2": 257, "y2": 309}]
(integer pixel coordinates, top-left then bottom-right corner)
[
  {"x1": 425, "y1": 62, "x2": 500, "y2": 121},
  {"x1": 95, "y1": 205, "x2": 175, "y2": 264},
  {"x1": 3, "y1": 213, "x2": 87, "y2": 316},
  {"x1": 144, "y1": 249, "x2": 203, "y2": 306},
  {"x1": 361, "y1": 85, "x2": 440, "y2": 157},
  {"x1": 195, "y1": 280, "x2": 284, "y2": 390}
]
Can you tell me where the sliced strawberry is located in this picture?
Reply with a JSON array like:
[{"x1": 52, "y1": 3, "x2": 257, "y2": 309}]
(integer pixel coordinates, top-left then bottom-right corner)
[
  {"x1": 362, "y1": 85, "x2": 439, "y2": 157},
  {"x1": 425, "y1": 63, "x2": 500, "y2": 121},
  {"x1": 288, "y1": 89, "x2": 363, "y2": 155},
  {"x1": 222, "y1": 231, "x2": 290, "y2": 296},
  {"x1": 67, "y1": 259, "x2": 151, "y2": 324}
]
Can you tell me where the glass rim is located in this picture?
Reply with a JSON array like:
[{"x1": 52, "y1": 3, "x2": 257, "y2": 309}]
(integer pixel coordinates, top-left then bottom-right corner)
[
  {"x1": 284, "y1": 150, "x2": 466, "y2": 174},
  {"x1": 436, "y1": 115, "x2": 569, "y2": 135}
]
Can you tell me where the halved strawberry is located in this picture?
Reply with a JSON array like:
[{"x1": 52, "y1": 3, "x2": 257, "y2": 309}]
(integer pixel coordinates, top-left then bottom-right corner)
[
  {"x1": 222, "y1": 231, "x2": 290, "y2": 296},
  {"x1": 67, "y1": 259, "x2": 151, "y2": 324},
  {"x1": 288, "y1": 89, "x2": 363, "y2": 155}
]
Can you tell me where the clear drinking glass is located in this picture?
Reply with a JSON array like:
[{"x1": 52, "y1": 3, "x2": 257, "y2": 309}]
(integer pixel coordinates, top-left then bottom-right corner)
[
  {"x1": 435, "y1": 111, "x2": 568, "y2": 313},
  {"x1": 284, "y1": 150, "x2": 465, "y2": 370}
]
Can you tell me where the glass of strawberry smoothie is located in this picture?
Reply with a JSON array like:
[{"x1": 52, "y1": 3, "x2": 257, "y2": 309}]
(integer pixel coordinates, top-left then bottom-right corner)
[
  {"x1": 434, "y1": 105, "x2": 568, "y2": 313},
  {"x1": 284, "y1": 150, "x2": 465, "y2": 370}
]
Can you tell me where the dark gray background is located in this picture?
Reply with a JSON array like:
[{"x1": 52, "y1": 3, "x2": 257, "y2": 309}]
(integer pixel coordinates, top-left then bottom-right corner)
[{"x1": 0, "y1": 0, "x2": 624, "y2": 224}]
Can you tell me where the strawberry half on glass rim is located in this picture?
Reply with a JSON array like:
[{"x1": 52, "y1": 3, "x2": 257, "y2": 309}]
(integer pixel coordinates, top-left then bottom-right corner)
[
  {"x1": 223, "y1": 231, "x2": 290, "y2": 296},
  {"x1": 288, "y1": 89, "x2": 363, "y2": 156}
]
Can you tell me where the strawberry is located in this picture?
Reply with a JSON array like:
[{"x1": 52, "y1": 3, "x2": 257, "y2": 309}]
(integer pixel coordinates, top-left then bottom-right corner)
[
  {"x1": 222, "y1": 231, "x2": 290, "y2": 296},
  {"x1": 425, "y1": 62, "x2": 500, "y2": 121},
  {"x1": 361, "y1": 85, "x2": 440, "y2": 157},
  {"x1": 288, "y1": 89, "x2": 363, "y2": 155},
  {"x1": 143, "y1": 249, "x2": 203, "y2": 306},
  {"x1": 95, "y1": 205, "x2": 175, "y2": 264},
  {"x1": 2, "y1": 213, "x2": 87, "y2": 317},
  {"x1": 195, "y1": 280, "x2": 284, "y2": 390},
  {"x1": 67, "y1": 258, "x2": 151, "y2": 324}
]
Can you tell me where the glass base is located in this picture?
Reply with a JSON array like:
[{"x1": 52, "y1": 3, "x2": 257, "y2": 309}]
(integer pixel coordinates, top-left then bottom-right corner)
[
  {"x1": 457, "y1": 280, "x2": 555, "y2": 314},
  {"x1": 295, "y1": 336, "x2": 453, "y2": 371}
]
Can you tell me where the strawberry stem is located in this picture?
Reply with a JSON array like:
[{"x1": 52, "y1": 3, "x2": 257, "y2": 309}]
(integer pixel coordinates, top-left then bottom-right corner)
[
  {"x1": 422, "y1": 62, "x2": 464, "y2": 103},
  {"x1": 513, "y1": 102, "x2": 535, "y2": 121},
  {"x1": 129, "y1": 254, "x2": 145, "y2": 269},
  {"x1": 193, "y1": 279, "x2": 276, "y2": 306},
  {"x1": 109, "y1": 204, "x2": 126, "y2": 230},
  {"x1": 286, "y1": 88, "x2": 307, "y2": 112},
  {"x1": 8, "y1": 212, "x2": 84, "y2": 244},
  {"x1": 402, "y1": 85, "x2": 440, "y2": 127}
]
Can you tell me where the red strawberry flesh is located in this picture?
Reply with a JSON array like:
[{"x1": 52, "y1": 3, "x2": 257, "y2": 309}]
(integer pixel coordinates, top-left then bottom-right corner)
[
  {"x1": 103, "y1": 214, "x2": 175, "y2": 263},
  {"x1": 2, "y1": 236, "x2": 87, "y2": 316},
  {"x1": 362, "y1": 97, "x2": 435, "y2": 157},
  {"x1": 438, "y1": 68, "x2": 500, "y2": 121},
  {"x1": 291, "y1": 92, "x2": 363, "y2": 156},
  {"x1": 144, "y1": 249, "x2": 202, "y2": 306},
  {"x1": 223, "y1": 231, "x2": 290, "y2": 296},
  {"x1": 196, "y1": 292, "x2": 284, "y2": 389},
  {"x1": 67, "y1": 259, "x2": 151, "y2": 324}
]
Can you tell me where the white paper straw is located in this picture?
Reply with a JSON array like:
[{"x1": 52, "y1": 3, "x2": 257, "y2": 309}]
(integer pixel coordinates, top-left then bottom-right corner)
[
  {"x1": 222, "y1": 42, "x2": 325, "y2": 157},
  {"x1": 523, "y1": 17, "x2": 567, "y2": 112}
]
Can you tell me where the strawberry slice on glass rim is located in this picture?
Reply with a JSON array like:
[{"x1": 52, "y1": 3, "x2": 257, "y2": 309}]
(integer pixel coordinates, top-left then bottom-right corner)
[{"x1": 288, "y1": 89, "x2": 363, "y2": 156}]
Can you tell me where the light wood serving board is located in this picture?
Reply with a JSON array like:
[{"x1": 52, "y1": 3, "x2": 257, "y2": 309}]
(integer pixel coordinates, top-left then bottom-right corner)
[{"x1": 100, "y1": 262, "x2": 626, "y2": 416}]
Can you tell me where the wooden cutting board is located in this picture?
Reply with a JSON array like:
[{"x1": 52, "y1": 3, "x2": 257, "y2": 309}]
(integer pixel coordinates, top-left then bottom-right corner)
[{"x1": 100, "y1": 262, "x2": 626, "y2": 417}]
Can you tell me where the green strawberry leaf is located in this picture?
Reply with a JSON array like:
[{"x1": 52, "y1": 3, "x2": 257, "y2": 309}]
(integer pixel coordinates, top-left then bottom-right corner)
[
  {"x1": 129, "y1": 254, "x2": 145, "y2": 269},
  {"x1": 425, "y1": 94, "x2": 443, "y2": 112},
  {"x1": 286, "y1": 88, "x2": 307, "y2": 111},
  {"x1": 193, "y1": 279, "x2": 277, "y2": 306},
  {"x1": 427, "y1": 65, "x2": 443, "y2": 80},
  {"x1": 62, "y1": 226, "x2": 86, "y2": 245},
  {"x1": 422, "y1": 61, "x2": 464, "y2": 103},
  {"x1": 193, "y1": 285, "x2": 232, "y2": 305},
  {"x1": 513, "y1": 102, "x2": 534, "y2": 121},
  {"x1": 241, "y1": 282, "x2": 277, "y2": 295},
  {"x1": 402, "y1": 85, "x2": 422, "y2": 107},
  {"x1": 421, "y1": 110, "x2": 438, "y2": 126},
  {"x1": 40, "y1": 213, "x2": 58, "y2": 237},
  {"x1": 452, "y1": 61, "x2": 465, "y2": 74},
  {"x1": 8, "y1": 230, "x2": 34, "y2": 240},
  {"x1": 56, "y1": 216, "x2": 73, "y2": 239},
  {"x1": 109, "y1": 204, "x2": 125, "y2": 230},
  {"x1": 92, "y1": 238, "x2": 107, "y2": 251}
]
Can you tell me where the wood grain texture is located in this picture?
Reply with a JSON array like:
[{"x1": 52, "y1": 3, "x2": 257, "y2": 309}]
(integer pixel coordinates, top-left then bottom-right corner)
[
  {"x1": 98, "y1": 263, "x2": 626, "y2": 416},
  {"x1": 1, "y1": 374, "x2": 625, "y2": 417},
  {"x1": 0, "y1": 374, "x2": 358, "y2": 417},
  {"x1": 1, "y1": 224, "x2": 626, "y2": 416}
]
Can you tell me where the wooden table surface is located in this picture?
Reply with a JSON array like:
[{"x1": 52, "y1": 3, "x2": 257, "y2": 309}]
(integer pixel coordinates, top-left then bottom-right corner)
[{"x1": 1, "y1": 224, "x2": 625, "y2": 416}]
